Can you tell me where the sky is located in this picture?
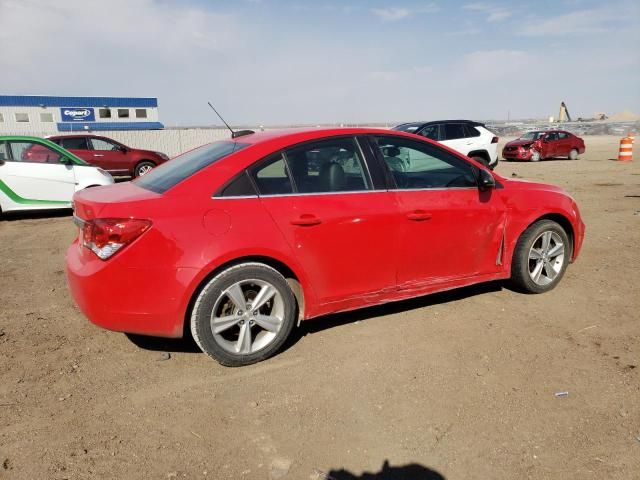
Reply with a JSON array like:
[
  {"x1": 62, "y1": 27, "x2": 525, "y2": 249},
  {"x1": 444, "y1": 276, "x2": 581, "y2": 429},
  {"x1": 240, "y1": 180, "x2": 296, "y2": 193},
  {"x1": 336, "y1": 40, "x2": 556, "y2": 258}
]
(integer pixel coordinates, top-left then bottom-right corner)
[{"x1": 1, "y1": 0, "x2": 639, "y2": 126}]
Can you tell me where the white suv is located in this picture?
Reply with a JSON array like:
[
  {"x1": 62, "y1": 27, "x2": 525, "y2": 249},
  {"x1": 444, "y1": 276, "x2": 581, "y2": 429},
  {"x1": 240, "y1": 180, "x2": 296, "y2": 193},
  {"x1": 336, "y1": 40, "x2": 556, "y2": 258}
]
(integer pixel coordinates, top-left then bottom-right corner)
[{"x1": 393, "y1": 120, "x2": 499, "y2": 169}]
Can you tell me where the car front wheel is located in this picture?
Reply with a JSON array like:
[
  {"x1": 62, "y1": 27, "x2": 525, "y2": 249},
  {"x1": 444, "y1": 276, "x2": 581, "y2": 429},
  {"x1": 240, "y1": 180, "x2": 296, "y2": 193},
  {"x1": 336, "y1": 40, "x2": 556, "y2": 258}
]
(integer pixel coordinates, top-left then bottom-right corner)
[
  {"x1": 190, "y1": 263, "x2": 297, "y2": 366},
  {"x1": 569, "y1": 148, "x2": 579, "y2": 160},
  {"x1": 510, "y1": 220, "x2": 572, "y2": 293}
]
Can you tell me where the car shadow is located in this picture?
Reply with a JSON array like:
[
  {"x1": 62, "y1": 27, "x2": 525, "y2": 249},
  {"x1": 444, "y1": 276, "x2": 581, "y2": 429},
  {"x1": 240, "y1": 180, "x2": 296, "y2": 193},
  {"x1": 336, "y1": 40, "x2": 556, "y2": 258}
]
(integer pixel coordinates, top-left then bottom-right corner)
[
  {"x1": 323, "y1": 460, "x2": 445, "y2": 479},
  {"x1": 125, "y1": 280, "x2": 504, "y2": 356},
  {"x1": 0, "y1": 209, "x2": 72, "y2": 221}
]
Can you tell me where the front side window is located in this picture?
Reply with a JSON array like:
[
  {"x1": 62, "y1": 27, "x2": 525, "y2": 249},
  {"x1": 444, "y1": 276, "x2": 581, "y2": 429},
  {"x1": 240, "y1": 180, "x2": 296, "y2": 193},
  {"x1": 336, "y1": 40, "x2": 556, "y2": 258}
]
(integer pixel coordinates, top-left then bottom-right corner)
[
  {"x1": 284, "y1": 137, "x2": 371, "y2": 193},
  {"x1": 136, "y1": 141, "x2": 249, "y2": 193},
  {"x1": 15, "y1": 113, "x2": 29, "y2": 123},
  {"x1": 252, "y1": 153, "x2": 293, "y2": 195},
  {"x1": 40, "y1": 112, "x2": 54, "y2": 123},
  {"x1": 443, "y1": 123, "x2": 466, "y2": 140},
  {"x1": 373, "y1": 135, "x2": 477, "y2": 189},
  {"x1": 91, "y1": 138, "x2": 119, "y2": 151},
  {"x1": 7, "y1": 141, "x2": 63, "y2": 163},
  {"x1": 546, "y1": 132, "x2": 558, "y2": 141},
  {"x1": 0, "y1": 142, "x2": 8, "y2": 161},
  {"x1": 117, "y1": 109, "x2": 130, "y2": 118},
  {"x1": 61, "y1": 137, "x2": 89, "y2": 150},
  {"x1": 418, "y1": 124, "x2": 440, "y2": 141}
]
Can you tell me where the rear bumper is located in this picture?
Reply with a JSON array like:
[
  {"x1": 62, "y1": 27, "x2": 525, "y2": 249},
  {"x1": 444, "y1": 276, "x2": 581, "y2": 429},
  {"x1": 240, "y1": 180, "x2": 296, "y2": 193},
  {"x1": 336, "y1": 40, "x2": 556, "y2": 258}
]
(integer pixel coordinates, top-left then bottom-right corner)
[{"x1": 65, "y1": 239, "x2": 197, "y2": 338}]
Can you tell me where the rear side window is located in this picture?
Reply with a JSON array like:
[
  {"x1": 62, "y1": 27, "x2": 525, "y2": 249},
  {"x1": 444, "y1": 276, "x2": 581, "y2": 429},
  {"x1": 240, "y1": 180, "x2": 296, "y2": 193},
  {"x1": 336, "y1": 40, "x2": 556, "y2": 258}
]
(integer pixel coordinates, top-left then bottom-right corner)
[
  {"x1": 464, "y1": 124, "x2": 481, "y2": 137},
  {"x1": 217, "y1": 171, "x2": 256, "y2": 197},
  {"x1": 136, "y1": 141, "x2": 249, "y2": 193},
  {"x1": 284, "y1": 137, "x2": 371, "y2": 193},
  {"x1": 418, "y1": 124, "x2": 441, "y2": 141},
  {"x1": 558, "y1": 132, "x2": 568, "y2": 139},
  {"x1": 61, "y1": 137, "x2": 89, "y2": 150},
  {"x1": 443, "y1": 123, "x2": 466, "y2": 140},
  {"x1": 251, "y1": 153, "x2": 293, "y2": 195}
]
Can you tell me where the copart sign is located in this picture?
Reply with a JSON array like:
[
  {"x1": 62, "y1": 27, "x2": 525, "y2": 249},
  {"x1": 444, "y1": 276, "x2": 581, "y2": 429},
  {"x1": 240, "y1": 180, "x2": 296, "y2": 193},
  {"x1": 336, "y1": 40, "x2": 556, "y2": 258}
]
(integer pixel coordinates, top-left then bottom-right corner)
[{"x1": 60, "y1": 108, "x2": 95, "y2": 122}]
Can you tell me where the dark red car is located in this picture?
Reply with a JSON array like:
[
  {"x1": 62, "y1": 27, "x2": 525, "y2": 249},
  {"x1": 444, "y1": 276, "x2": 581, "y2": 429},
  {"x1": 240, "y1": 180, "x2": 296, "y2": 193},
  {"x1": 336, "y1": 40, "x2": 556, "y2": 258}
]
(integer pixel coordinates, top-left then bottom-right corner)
[
  {"x1": 502, "y1": 130, "x2": 585, "y2": 162},
  {"x1": 66, "y1": 128, "x2": 585, "y2": 366},
  {"x1": 48, "y1": 134, "x2": 169, "y2": 177}
]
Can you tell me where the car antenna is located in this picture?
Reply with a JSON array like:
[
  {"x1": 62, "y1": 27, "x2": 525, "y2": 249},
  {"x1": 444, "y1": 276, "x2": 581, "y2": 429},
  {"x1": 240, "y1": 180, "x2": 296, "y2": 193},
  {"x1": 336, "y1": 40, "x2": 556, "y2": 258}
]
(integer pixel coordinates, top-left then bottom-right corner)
[{"x1": 207, "y1": 102, "x2": 254, "y2": 139}]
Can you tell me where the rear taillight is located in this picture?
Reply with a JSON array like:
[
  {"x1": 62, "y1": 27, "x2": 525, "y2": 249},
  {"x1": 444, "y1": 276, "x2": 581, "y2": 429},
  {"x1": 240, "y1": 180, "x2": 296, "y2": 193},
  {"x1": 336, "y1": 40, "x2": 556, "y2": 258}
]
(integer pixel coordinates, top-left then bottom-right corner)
[
  {"x1": 491, "y1": 136, "x2": 499, "y2": 144},
  {"x1": 80, "y1": 218, "x2": 151, "y2": 260}
]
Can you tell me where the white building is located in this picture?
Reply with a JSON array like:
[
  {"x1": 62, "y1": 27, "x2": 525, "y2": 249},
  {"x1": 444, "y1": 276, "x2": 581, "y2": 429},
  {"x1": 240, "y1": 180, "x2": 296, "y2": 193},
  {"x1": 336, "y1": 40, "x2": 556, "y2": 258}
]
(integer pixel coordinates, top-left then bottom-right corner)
[{"x1": 0, "y1": 95, "x2": 163, "y2": 134}]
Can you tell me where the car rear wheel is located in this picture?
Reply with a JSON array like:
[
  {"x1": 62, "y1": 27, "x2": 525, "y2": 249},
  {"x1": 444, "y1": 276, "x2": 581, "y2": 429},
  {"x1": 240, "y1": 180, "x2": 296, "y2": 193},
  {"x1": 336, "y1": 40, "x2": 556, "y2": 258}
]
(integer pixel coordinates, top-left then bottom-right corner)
[
  {"x1": 134, "y1": 161, "x2": 155, "y2": 177},
  {"x1": 190, "y1": 263, "x2": 297, "y2": 366},
  {"x1": 569, "y1": 148, "x2": 579, "y2": 160},
  {"x1": 510, "y1": 220, "x2": 572, "y2": 294}
]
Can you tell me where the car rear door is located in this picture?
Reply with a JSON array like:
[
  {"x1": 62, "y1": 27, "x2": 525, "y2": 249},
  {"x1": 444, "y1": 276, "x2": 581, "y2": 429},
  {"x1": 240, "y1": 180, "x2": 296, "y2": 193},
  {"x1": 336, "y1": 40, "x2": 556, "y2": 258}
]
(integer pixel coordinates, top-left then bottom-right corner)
[
  {"x1": 556, "y1": 132, "x2": 571, "y2": 156},
  {"x1": 369, "y1": 134, "x2": 506, "y2": 289},
  {"x1": 441, "y1": 123, "x2": 473, "y2": 156},
  {"x1": 250, "y1": 136, "x2": 399, "y2": 306},
  {"x1": 0, "y1": 140, "x2": 75, "y2": 204}
]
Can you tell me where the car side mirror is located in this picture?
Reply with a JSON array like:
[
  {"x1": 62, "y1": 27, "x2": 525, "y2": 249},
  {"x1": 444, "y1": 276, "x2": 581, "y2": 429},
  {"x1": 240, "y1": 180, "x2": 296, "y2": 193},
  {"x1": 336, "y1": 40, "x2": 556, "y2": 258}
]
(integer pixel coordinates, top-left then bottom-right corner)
[
  {"x1": 478, "y1": 169, "x2": 495, "y2": 191},
  {"x1": 59, "y1": 157, "x2": 73, "y2": 165}
]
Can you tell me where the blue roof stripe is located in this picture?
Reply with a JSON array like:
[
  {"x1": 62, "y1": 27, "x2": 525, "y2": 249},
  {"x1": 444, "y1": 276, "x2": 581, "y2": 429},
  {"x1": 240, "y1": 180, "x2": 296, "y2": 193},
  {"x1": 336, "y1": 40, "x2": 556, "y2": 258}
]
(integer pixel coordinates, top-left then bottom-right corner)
[
  {"x1": 56, "y1": 121, "x2": 164, "y2": 131},
  {"x1": 0, "y1": 95, "x2": 158, "y2": 108}
]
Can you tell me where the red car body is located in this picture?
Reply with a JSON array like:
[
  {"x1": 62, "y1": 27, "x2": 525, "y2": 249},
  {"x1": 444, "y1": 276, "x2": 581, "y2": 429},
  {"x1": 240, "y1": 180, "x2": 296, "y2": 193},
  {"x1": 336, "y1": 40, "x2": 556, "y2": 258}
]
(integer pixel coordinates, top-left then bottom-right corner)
[
  {"x1": 502, "y1": 130, "x2": 585, "y2": 161},
  {"x1": 66, "y1": 128, "x2": 585, "y2": 339},
  {"x1": 47, "y1": 134, "x2": 169, "y2": 177}
]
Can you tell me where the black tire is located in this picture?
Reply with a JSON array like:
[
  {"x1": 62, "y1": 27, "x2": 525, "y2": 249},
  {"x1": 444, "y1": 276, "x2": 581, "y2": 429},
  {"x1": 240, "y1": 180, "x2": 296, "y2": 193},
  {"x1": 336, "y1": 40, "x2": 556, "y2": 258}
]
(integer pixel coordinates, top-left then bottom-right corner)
[
  {"x1": 190, "y1": 263, "x2": 296, "y2": 366},
  {"x1": 510, "y1": 220, "x2": 572, "y2": 294},
  {"x1": 134, "y1": 160, "x2": 155, "y2": 177}
]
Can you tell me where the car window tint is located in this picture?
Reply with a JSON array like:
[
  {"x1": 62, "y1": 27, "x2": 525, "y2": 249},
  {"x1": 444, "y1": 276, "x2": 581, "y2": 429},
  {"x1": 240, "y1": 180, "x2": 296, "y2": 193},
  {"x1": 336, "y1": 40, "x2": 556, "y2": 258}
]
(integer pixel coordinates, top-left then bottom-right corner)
[
  {"x1": 444, "y1": 123, "x2": 466, "y2": 140},
  {"x1": 373, "y1": 135, "x2": 477, "y2": 189},
  {"x1": 558, "y1": 132, "x2": 568, "y2": 139},
  {"x1": 546, "y1": 132, "x2": 558, "y2": 141},
  {"x1": 0, "y1": 142, "x2": 8, "y2": 161},
  {"x1": 284, "y1": 137, "x2": 371, "y2": 193},
  {"x1": 8, "y1": 141, "x2": 63, "y2": 164},
  {"x1": 252, "y1": 153, "x2": 293, "y2": 195},
  {"x1": 61, "y1": 137, "x2": 89, "y2": 150},
  {"x1": 464, "y1": 124, "x2": 481, "y2": 137},
  {"x1": 218, "y1": 171, "x2": 257, "y2": 197},
  {"x1": 418, "y1": 124, "x2": 440, "y2": 141},
  {"x1": 135, "y1": 141, "x2": 249, "y2": 194},
  {"x1": 91, "y1": 138, "x2": 118, "y2": 151}
]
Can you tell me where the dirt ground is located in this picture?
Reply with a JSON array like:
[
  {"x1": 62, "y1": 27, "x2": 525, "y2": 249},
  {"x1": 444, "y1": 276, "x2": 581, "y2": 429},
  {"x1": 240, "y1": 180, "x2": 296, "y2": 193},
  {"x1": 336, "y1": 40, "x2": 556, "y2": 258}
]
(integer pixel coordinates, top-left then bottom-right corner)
[{"x1": 1, "y1": 136, "x2": 638, "y2": 480}]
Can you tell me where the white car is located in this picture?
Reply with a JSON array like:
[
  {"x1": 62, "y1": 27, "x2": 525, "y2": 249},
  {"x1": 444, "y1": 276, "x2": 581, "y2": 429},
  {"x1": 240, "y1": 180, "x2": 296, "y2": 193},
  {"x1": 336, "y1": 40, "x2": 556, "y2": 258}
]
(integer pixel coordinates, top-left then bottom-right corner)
[
  {"x1": 0, "y1": 136, "x2": 114, "y2": 214},
  {"x1": 393, "y1": 120, "x2": 499, "y2": 169}
]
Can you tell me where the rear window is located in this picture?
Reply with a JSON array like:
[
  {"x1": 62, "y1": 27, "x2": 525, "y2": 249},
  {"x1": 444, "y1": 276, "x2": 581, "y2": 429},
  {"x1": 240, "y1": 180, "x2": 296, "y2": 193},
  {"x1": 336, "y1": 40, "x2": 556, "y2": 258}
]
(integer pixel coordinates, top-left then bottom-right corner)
[{"x1": 135, "y1": 141, "x2": 249, "y2": 193}]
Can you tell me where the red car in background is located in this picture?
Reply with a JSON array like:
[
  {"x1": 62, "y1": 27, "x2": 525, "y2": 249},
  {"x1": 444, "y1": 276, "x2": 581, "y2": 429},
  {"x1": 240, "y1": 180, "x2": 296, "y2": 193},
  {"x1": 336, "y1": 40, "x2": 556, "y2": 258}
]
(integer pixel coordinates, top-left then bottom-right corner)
[
  {"x1": 48, "y1": 134, "x2": 169, "y2": 177},
  {"x1": 502, "y1": 130, "x2": 585, "y2": 162},
  {"x1": 66, "y1": 127, "x2": 585, "y2": 366}
]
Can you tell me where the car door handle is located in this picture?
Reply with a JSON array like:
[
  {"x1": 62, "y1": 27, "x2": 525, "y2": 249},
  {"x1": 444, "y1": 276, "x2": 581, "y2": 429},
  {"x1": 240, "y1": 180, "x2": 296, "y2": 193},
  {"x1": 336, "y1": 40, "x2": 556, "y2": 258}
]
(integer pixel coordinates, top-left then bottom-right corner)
[
  {"x1": 290, "y1": 214, "x2": 322, "y2": 226},
  {"x1": 93, "y1": 154, "x2": 104, "y2": 157},
  {"x1": 406, "y1": 210, "x2": 432, "y2": 221}
]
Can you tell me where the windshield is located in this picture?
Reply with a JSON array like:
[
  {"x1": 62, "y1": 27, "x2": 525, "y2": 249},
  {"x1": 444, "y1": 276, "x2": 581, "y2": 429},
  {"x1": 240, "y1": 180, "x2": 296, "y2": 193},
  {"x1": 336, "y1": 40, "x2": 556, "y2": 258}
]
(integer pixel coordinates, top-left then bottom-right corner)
[
  {"x1": 135, "y1": 141, "x2": 249, "y2": 193},
  {"x1": 520, "y1": 132, "x2": 544, "y2": 141}
]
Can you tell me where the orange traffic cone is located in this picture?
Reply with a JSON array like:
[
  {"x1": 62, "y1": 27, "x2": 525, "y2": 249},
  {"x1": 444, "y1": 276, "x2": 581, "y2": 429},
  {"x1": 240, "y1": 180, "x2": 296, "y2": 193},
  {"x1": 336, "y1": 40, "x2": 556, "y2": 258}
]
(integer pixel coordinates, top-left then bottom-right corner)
[{"x1": 618, "y1": 137, "x2": 633, "y2": 161}]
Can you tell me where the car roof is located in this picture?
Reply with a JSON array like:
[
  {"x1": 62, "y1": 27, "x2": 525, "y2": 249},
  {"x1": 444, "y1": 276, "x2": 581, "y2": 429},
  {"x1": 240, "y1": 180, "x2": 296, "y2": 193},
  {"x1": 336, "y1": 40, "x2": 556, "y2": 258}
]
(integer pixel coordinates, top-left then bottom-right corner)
[
  {"x1": 46, "y1": 134, "x2": 106, "y2": 139},
  {"x1": 395, "y1": 120, "x2": 484, "y2": 128},
  {"x1": 218, "y1": 127, "x2": 410, "y2": 148}
]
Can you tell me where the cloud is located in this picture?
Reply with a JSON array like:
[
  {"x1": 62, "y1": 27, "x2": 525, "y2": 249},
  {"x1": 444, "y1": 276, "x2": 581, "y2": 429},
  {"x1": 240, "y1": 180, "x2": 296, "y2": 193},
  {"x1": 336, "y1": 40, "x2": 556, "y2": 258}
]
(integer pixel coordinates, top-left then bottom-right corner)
[
  {"x1": 371, "y1": 7, "x2": 411, "y2": 21},
  {"x1": 463, "y1": 3, "x2": 512, "y2": 23},
  {"x1": 519, "y1": 8, "x2": 618, "y2": 35},
  {"x1": 371, "y1": 3, "x2": 438, "y2": 22}
]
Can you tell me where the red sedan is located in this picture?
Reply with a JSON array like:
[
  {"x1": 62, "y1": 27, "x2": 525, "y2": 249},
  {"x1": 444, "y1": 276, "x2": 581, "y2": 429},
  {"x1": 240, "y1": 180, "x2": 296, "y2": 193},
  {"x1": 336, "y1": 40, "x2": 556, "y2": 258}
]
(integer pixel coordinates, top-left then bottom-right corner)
[
  {"x1": 502, "y1": 130, "x2": 585, "y2": 162},
  {"x1": 66, "y1": 128, "x2": 585, "y2": 366}
]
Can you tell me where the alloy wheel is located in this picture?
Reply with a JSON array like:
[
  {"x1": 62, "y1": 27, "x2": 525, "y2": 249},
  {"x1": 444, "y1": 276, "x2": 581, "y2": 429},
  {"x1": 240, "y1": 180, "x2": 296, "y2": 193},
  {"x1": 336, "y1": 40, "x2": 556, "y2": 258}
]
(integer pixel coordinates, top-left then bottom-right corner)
[{"x1": 528, "y1": 231, "x2": 565, "y2": 286}]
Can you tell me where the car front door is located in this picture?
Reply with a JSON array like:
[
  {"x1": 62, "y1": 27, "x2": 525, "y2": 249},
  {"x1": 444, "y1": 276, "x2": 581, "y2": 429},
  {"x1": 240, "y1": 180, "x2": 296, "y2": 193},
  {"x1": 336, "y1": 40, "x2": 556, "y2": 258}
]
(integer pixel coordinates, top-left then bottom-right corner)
[
  {"x1": 0, "y1": 140, "x2": 75, "y2": 205},
  {"x1": 369, "y1": 134, "x2": 506, "y2": 289},
  {"x1": 250, "y1": 136, "x2": 398, "y2": 306},
  {"x1": 543, "y1": 132, "x2": 558, "y2": 158},
  {"x1": 89, "y1": 138, "x2": 130, "y2": 174},
  {"x1": 59, "y1": 136, "x2": 92, "y2": 164}
]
